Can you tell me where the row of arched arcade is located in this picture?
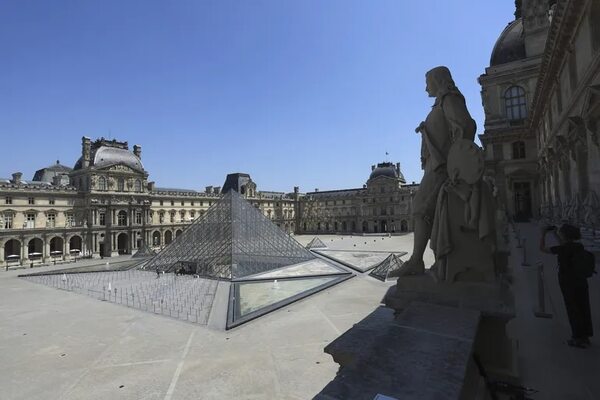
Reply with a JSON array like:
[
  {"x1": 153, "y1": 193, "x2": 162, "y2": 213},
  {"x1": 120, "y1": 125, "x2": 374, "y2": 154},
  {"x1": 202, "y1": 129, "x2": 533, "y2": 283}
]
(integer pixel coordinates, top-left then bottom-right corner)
[
  {"x1": 1, "y1": 235, "x2": 83, "y2": 266},
  {"x1": 151, "y1": 229, "x2": 183, "y2": 247}
]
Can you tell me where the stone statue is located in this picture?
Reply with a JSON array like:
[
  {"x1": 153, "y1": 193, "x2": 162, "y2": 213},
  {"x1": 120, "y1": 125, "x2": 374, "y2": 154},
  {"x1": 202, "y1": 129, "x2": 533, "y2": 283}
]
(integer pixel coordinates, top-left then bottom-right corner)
[
  {"x1": 399, "y1": 66, "x2": 476, "y2": 274},
  {"x1": 398, "y1": 66, "x2": 496, "y2": 282}
]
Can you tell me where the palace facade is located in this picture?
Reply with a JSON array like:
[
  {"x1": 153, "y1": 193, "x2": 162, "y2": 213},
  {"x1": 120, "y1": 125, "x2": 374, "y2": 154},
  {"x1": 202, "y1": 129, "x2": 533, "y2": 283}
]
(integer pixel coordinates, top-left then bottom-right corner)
[
  {"x1": 0, "y1": 137, "x2": 416, "y2": 268},
  {"x1": 479, "y1": 0, "x2": 600, "y2": 224},
  {"x1": 296, "y1": 162, "x2": 417, "y2": 235}
]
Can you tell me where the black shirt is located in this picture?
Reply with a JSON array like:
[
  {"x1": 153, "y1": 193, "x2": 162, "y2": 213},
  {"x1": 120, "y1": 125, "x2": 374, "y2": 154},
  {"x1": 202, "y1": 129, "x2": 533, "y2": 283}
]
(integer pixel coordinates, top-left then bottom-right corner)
[{"x1": 550, "y1": 242, "x2": 586, "y2": 281}]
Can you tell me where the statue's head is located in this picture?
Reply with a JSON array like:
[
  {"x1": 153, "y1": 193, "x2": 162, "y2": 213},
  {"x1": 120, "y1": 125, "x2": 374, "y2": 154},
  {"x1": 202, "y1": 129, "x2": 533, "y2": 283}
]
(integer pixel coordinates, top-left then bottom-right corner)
[{"x1": 425, "y1": 66, "x2": 457, "y2": 98}]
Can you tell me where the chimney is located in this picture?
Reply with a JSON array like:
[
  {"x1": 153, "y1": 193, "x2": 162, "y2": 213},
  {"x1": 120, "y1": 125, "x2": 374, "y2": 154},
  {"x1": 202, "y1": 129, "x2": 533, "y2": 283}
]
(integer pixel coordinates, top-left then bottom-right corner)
[
  {"x1": 213, "y1": 187, "x2": 221, "y2": 194},
  {"x1": 82, "y1": 137, "x2": 91, "y2": 168},
  {"x1": 133, "y1": 145, "x2": 142, "y2": 159},
  {"x1": 205, "y1": 186, "x2": 213, "y2": 193},
  {"x1": 11, "y1": 172, "x2": 22, "y2": 184},
  {"x1": 396, "y1": 162, "x2": 401, "y2": 174},
  {"x1": 147, "y1": 181, "x2": 155, "y2": 191},
  {"x1": 314, "y1": 188, "x2": 319, "y2": 192},
  {"x1": 371, "y1": 165, "x2": 376, "y2": 171},
  {"x1": 363, "y1": 184, "x2": 367, "y2": 188},
  {"x1": 294, "y1": 186, "x2": 299, "y2": 194}
]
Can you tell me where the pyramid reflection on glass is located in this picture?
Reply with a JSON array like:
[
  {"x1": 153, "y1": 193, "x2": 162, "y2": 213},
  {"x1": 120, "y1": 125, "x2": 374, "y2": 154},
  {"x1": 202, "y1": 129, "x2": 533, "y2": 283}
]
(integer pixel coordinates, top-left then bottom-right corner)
[{"x1": 141, "y1": 190, "x2": 317, "y2": 279}]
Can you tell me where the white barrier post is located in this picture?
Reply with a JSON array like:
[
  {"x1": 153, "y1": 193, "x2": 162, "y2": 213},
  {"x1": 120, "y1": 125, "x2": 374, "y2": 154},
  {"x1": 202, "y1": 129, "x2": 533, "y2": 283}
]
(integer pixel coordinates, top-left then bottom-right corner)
[{"x1": 533, "y1": 261, "x2": 552, "y2": 318}]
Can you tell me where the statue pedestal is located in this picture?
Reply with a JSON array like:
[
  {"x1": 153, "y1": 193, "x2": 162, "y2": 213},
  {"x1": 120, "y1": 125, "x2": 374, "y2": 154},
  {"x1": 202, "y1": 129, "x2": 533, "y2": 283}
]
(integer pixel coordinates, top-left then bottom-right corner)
[
  {"x1": 385, "y1": 274, "x2": 517, "y2": 380},
  {"x1": 316, "y1": 278, "x2": 517, "y2": 400},
  {"x1": 315, "y1": 303, "x2": 485, "y2": 400}
]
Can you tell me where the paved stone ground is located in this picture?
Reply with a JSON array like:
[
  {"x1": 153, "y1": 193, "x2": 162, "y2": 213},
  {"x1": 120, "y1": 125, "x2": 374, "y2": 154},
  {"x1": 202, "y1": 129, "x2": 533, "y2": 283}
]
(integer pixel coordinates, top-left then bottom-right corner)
[
  {"x1": 7, "y1": 229, "x2": 598, "y2": 399},
  {"x1": 0, "y1": 235, "x2": 411, "y2": 400}
]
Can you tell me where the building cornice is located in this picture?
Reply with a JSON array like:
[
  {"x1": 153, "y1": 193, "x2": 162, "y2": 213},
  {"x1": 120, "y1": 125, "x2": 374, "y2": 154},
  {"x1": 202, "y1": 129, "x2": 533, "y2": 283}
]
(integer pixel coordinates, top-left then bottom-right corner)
[{"x1": 529, "y1": 0, "x2": 587, "y2": 127}]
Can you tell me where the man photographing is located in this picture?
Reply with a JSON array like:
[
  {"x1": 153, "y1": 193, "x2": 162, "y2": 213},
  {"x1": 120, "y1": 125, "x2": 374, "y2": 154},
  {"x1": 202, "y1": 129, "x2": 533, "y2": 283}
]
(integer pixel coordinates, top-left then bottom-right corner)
[{"x1": 539, "y1": 223, "x2": 594, "y2": 348}]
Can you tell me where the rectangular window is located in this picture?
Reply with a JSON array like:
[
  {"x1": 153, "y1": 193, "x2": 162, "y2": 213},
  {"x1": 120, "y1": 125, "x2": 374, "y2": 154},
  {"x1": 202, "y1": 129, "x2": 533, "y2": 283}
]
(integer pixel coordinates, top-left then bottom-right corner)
[
  {"x1": 159, "y1": 213, "x2": 165, "y2": 224},
  {"x1": 180, "y1": 211, "x2": 185, "y2": 221},
  {"x1": 159, "y1": 200, "x2": 163, "y2": 206},
  {"x1": 47, "y1": 213, "x2": 56, "y2": 228},
  {"x1": 3, "y1": 213, "x2": 13, "y2": 229},
  {"x1": 181, "y1": 201, "x2": 184, "y2": 206},
  {"x1": 136, "y1": 212, "x2": 142, "y2": 225},
  {"x1": 5, "y1": 197, "x2": 12, "y2": 205},
  {"x1": 170, "y1": 212, "x2": 175, "y2": 223},
  {"x1": 99, "y1": 213, "x2": 106, "y2": 226},
  {"x1": 191, "y1": 201, "x2": 195, "y2": 206},
  {"x1": 49, "y1": 198, "x2": 55, "y2": 205},
  {"x1": 171, "y1": 200, "x2": 175, "y2": 206},
  {"x1": 28, "y1": 197, "x2": 35, "y2": 205},
  {"x1": 26, "y1": 213, "x2": 35, "y2": 229}
]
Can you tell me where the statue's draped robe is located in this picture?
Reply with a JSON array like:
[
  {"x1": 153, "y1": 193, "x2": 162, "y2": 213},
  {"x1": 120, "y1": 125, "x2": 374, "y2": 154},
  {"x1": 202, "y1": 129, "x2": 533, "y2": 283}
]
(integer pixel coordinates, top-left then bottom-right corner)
[{"x1": 418, "y1": 91, "x2": 494, "y2": 261}]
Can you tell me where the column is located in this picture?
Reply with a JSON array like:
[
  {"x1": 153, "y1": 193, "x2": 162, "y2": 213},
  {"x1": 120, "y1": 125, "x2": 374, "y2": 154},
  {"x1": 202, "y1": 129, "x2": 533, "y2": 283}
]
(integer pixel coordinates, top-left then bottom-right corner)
[
  {"x1": 63, "y1": 234, "x2": 68, "y2": 260},
  {"x1": 20, "y1": 237, "x2": 26, "y2": 265},
  {"x1": 43, "y1": 236, "x2": 49, "y2": 263}
]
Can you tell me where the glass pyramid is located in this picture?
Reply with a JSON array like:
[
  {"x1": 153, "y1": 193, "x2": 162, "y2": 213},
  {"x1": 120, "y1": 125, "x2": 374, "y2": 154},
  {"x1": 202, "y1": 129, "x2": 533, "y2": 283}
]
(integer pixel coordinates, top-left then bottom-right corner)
[
  {"x1": 306, "y1": 237, "x2": 328, "y2": 249},
  {"x1": 141, "y1": 190, "x2": 316, "y2": 280},
  {"x1": 369, "y1": 253, "x2": 405, "y2": 281},
  {"x1": 132, "y1": 242, "x2": 157, "y2": 258}
]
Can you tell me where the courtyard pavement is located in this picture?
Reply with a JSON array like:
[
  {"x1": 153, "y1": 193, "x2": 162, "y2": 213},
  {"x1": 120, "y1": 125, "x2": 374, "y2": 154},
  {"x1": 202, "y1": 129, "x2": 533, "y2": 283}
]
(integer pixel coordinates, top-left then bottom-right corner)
[
  {"x1": 0, "y1": 234, "x2": 418, "y2": 400},
  {"x1": 3, "y1": 229, "x2": 598, "y2": 399}
]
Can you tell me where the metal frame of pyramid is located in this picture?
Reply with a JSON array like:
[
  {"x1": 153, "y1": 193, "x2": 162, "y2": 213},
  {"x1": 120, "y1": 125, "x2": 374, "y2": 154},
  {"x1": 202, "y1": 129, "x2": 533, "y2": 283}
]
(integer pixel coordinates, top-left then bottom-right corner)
[
  {"x1": 141, "y1": 190, "x2": 317, "y2": 280},
  {"x1": 306, "y1": 237, "x2": 328, "y2": 249},
  {"x1": 368, "y1": 253, "x2": 405, "y2": 281}
]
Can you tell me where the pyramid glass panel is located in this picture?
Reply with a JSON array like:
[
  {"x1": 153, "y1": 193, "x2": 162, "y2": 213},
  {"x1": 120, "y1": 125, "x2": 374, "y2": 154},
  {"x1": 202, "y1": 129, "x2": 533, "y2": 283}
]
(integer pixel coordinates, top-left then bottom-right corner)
[
  {"x1": 313, "y1": 250, "x2": 406, "y2": 272},
  {"x1": 228, "y1": 274, "x2": 352, "y2": 328}
]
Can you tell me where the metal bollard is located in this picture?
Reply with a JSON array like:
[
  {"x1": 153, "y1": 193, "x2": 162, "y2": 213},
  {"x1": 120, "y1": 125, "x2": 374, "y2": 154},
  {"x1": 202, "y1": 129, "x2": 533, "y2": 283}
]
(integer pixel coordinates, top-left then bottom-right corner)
[{"x1": 533, "y1": 262, "x2": 552, "y2": 318}]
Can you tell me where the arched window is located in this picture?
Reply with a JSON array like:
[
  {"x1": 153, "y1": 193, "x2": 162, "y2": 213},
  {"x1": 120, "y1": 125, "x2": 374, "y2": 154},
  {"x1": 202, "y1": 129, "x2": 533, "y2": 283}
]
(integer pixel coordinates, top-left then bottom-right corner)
[
  {"x1": 505, "y1": 86, "x2": 527, "y2": 120},
  {"x1": 98, "y1": 176, "x2": 107, "y2": 191},
  {"x1": 134, "y1": 179, "x2": 142, "y2": 192},
  {"x1": 117, "y1": 178, "x2": 125, "y2": 192},
  {"x1": 512, "y1": 141, "x2": 526, "y2": 159}
]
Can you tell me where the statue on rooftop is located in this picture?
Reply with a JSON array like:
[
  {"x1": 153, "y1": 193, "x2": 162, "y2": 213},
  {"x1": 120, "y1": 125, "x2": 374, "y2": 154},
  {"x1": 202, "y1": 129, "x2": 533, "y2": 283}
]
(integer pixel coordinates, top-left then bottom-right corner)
[{"x1": 398, "y1": 66, "x2": 496, "y2": 282}]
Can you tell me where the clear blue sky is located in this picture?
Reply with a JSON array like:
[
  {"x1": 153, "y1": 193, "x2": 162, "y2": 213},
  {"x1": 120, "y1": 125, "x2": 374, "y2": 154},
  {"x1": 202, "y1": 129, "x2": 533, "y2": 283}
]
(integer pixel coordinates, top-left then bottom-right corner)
[{"x1": 1, "y1": 0, "x2": 515, "y2": 192}]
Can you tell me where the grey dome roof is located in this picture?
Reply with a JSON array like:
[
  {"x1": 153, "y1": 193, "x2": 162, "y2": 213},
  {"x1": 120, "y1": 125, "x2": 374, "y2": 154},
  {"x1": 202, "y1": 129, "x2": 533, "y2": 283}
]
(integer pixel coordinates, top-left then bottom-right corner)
[
  {"x1": 490, "y1": 19, "x2": 526, "y2": 66},
  {"x1": 369, "y1": 165, "x2": 398, "y2": 181},
  {"x1": 32, "y1": 160, "x2": 72, "y2": 183},
  {"x1": 74, "y1": 146, "x2": 144, "y2": 172}
]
